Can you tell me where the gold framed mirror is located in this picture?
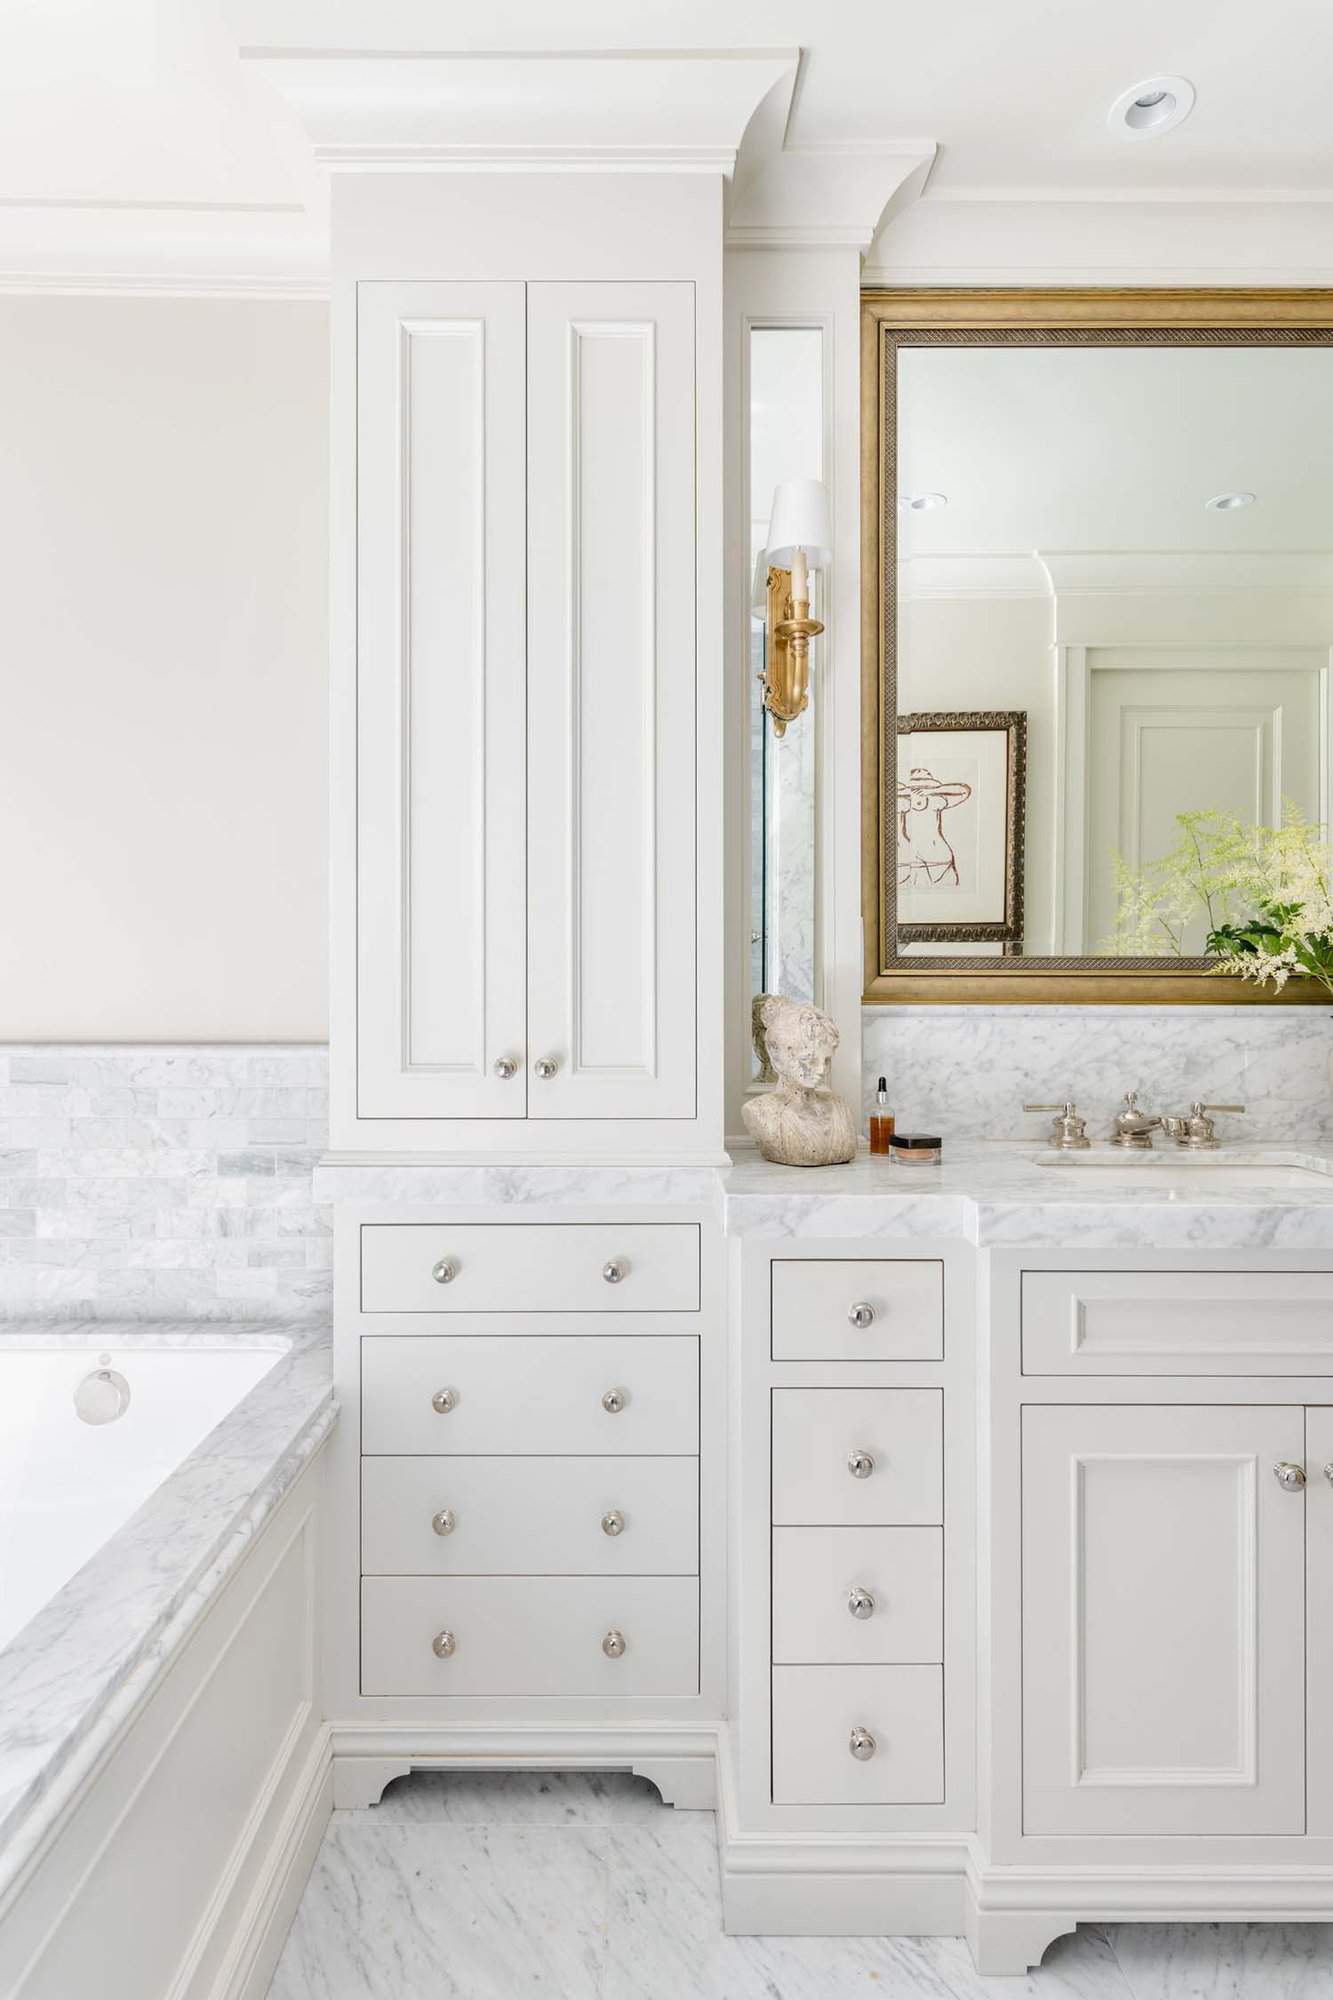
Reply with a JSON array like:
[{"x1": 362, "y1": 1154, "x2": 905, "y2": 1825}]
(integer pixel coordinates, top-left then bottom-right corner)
[{"x1": 862, "y1": 289, "x2": 1333, "y2": 1004}]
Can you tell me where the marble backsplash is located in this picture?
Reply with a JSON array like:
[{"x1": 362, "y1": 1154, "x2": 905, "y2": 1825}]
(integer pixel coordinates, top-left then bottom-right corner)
[
  {"x1": 0, "y1": 1046, "x2": 329, "y2": 1319},
  {"x1": 862, "y1": 1005, "x2": 1333, "y2": 1146}
]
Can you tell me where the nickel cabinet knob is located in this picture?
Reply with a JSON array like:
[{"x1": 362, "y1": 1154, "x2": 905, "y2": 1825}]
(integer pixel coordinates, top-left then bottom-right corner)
[
  {"x1": 1325, "y1": 1463, "x2": 1333, "y2": 1486},
  {"x1": 847, "y1": 1586, "x2": 876, "y2": 1620},
  {"x1": 847, "y1": 1449, "x2": 876, "y2": 1480},
  {"x1": 534, "y1": 1056, "x2": 559, "y2": 1079},
  {"x1": 848, "y1": 1726, "x2": 877, "y2": 1761},
  {"x1": 431, "y1": 1387, "x2": 459, "y2": 1414},
  {"x1": 431, "y1": 1509, "x2": 456, "y2": 1537},
  {"x1": 601, "y1": 1509, "x2": 626, "y2": 1537},
  {"x1": 432, "y1": 1630, "x2": 457, "y2": 1659},
  {"x1": 847, "y1": 1301, "x2": 876, "y2": 1330},
  {"x1": 493, "y1": 1055, "x2": 518, "y2": 1079},
  {"x1": 431, "y1": 1257, "x2": 458, "y2": 1285},
  {"x1": 1274, "y1": 1461, "x2": 1307, "y2": 1491},
  {"x1": 602, "y1": 1387, "x2": 627, "y2": 1414},
  {"x1": 602, "y1": 1628, "x2": 627, "y2": 1658},
  {"x1": 602, "y1": 1259, "x2": 628, "y2": 1284}
]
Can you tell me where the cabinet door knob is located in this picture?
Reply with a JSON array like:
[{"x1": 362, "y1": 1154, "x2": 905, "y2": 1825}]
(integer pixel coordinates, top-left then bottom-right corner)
[
  {"x1": 847, "y1": 1586, "x2": 876, "y2": 1620},
  {"x1": 847, "y1": 1449, "x2": 876, "y2": 1480},
  {"x1": 493, "y1": 1055, "x2": 518, "y2": 1079},
  {"x1": 848, "y1": 1726, "x2": 877, "y2": 1761},
  {"x1": 431, "y1": 1630, "x2": 457, "y2": 1659},
  {"x1": 431, "y1": 1508, "x2": 456, "y2": 1537},
  {"x1": 602, "y1": 1259, "x2": 628, "y2": 1285},
  {"x1": 601, "y1": 1509, "x2": 626, "y2": 1537},
  {"x1": 848, "y1": 1301, "x2": 876, "y2": 1330},
  {"x1": 1324, "y1": 1463, "x2": 1333, "y2": 1486},
  {"x1": 431, "y1": 1386, "x2": 459, "y2": 1414},
  {"x1": 602, "y1": 1628, "x2": 627, "y2": 1658},
  {"x1": 534, "y1": 1056, "x2": 559, "y2": 1079},
  {"x1": 602, "y1": 1387, "x2": 627, "y2": 1414},
  {"x1": 1274, "y1": 1461, "x2": 1307, "y2": 1491},
  {"x1": 431, "y1": 1258, "x2": 458, "y2": 1285}
]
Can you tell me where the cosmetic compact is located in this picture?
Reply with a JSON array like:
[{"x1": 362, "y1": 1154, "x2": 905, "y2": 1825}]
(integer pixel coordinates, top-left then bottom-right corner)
[{"x1": 888, "y1": 1131, "x2": 942, "y2": 1165}]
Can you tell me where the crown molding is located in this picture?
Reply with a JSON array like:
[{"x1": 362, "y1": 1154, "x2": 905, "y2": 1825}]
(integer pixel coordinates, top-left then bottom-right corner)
[
  {"x1": 0, "y1": 201, "x2": 327, "y2": 299},
  {"x1": 1040, "y1": 549, "x2": 1333, "y2": 595},
  {"x1": 238, "y1": 46, "x2": 797, "y2": 173}
]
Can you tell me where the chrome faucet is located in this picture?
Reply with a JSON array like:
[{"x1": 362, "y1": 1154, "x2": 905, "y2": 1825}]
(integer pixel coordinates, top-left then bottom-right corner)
[
  {"x1": 1161, "y1": 1101, "x2": 1246, "y2": 1150},
  {"x1": 1024, "y1": 1101, "x2": 1091, "y2": 1150},
  {"x1": 1110, "y1": 1090, "x2": 1161, "y2": 1149}
]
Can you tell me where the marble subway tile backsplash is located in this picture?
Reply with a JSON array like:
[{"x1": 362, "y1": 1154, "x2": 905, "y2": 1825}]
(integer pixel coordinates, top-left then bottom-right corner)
[
  {"x1": 0, "y1": 1047, "x2": 330, "y2": 1319},
  {"x1": 862, "y1": 1006, "x2": 1333, "y2": 1146}
]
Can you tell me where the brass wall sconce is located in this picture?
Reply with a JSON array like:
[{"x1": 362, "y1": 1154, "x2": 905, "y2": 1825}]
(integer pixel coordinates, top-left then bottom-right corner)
[{"x1": 758, "y1": 477, "x2": 831, "y2": 737}]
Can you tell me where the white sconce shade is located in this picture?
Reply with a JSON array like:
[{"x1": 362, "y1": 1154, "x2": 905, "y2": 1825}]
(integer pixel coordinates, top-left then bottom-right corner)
[{"x1": 766, "y1": 477, "x2": 832, "y2": 570}]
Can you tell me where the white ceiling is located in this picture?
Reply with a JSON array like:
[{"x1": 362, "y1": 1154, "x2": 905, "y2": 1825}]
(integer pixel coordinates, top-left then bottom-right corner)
[{"x1": 3, "y1": 0, "x2": 1333, "y2": 285}]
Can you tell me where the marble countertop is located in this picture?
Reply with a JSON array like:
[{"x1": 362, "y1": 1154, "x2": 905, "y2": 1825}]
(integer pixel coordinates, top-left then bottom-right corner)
[{"x1": 0, "y1": 1318, "x2": 335, "y2": 1898}]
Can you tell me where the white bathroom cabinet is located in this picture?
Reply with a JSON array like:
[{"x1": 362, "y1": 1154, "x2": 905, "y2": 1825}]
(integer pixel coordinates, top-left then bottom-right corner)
[{"x1": 348, "y1": 278, "x2": 708, "y2": 1154}]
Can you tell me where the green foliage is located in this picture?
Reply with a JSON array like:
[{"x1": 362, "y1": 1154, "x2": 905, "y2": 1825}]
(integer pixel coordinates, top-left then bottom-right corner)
[{"x1": 1107, "y1": 806, "x2": 1333, "y2": 995}]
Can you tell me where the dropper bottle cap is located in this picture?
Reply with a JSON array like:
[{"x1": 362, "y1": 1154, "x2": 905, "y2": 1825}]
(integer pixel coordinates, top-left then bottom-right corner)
[{"x1": 877, "y1": 1075, "x2": 887, "y2": 1105}]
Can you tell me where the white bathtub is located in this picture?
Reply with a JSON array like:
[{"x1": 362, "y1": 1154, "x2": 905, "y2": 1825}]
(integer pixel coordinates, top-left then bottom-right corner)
[{"x1": 0, "y1": 1338, "x2": 283, "y2": 1655}]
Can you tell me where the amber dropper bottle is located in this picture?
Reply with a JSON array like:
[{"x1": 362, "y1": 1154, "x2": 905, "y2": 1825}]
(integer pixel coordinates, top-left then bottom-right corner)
[{"x1": 869, "y1": 1076, "x2": 895, "y2": 1155}]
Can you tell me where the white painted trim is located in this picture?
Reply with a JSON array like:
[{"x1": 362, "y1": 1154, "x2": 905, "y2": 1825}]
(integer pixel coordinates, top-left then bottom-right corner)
[
  {"x1": 0, "y1": 273, "x2": 328, "y2": 300},
  {"x1": 216, "y1": 1732, "x2": 333, "y2": 2000}
]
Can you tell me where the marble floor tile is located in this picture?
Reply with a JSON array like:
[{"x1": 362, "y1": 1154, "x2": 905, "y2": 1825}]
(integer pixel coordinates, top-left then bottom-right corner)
[
  {"x1": 266, "y1": 1821, "x2": 609, "y2": 2000},
  {"x1": 1107, "y1": 1922, "x2": 1333, "y2": 1999},
  {"x1": 342, "y1": 1766, "x2": 654, "y2": 1828}
]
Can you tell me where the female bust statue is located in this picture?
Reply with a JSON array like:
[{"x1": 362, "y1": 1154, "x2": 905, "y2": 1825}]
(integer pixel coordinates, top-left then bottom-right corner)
[{"x1": 741, "y1": 995, "x2": 857, "y2": 1167}]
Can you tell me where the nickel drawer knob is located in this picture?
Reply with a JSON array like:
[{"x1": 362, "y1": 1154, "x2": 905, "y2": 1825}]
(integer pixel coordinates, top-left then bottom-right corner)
[
  {"x1": 431, "y1": 1509, "x2": 456, "y2": 1537},
  {"x1": 1325, "y1": 1463, "x2": 1333, "y2": 1486},
  {"x1": 431, "y1": 1258, "x2": 458, "y2": 1285},
  {"x1": 534, "y1": 1056, "x2": 559, "y2": 1079},
  {"x1": 847, "y1": 1449, "x2": 876, "y2": 1480},
  {"x1": 847, "y1": 1586, "x2": 876, "y2": 1620},
  {"x1": 602, "y1": 1387, "x2": 627, "y2": 1414},
  {"x1": 848, "y1": 1726, "x2": 877, "y2": 1762},
  {"x1": 431, "y1": 1630, "x2": 457, "y2": 1659},
  {"x1": 601, "y1": 1509, "x2": 626, "y2": 1537},
  {"x1": 602, "y1": 1628, "x2": 627, "y2": 1658},
  {"x1": 602, "y1": 1259, "x2": 628, "y2": 1285},
  {"x1": 847, "y1": 1301, "x2": 876, "y2": 1330},
  {"x1": 431, "y1": 1387, "x2": 459, "y2": 1415},
  {"x1": 1274, "y1": 1461, "x2": 1307, "y2": 1491},
  {"x1": 493, "y1": 1055, "x2": 518, "y2": 1079}
]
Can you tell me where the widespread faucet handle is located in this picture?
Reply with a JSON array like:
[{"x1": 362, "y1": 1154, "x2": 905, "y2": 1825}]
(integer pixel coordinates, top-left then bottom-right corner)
[
  {"x1": 1024, "y1": 1101, "x2": 1091, "y2": 1151},
  {"x1": 1164, "y1": 1101, "x2": 1246, "y2": 1149}
]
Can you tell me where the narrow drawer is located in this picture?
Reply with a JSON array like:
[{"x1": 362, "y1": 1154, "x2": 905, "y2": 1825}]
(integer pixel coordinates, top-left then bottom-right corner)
[
  {"x1": 362, "y1": 1456, "x2": 699, "y2": 1576},
  {"x1": 771, "y1": 1259, "x2": 943, "y2": 1362},
  {"x1": 771, "y1": 1389, "x2": 942, "y2": 1526},
  {"x1": 361, "y1": 1223, "x2": 700, "y2": 1314},
  {"x1": 362, "y1": 1336, "x2": 698, "y2": 1457},
  {"x1": 1022, "y1": 1269, "x2": 1333, "y2": 1376},
  {"x1": 772, "y1": 1528, "x2": 942, "y2": 1665},
  {"x1": 772, "y1": 1665, "x2": 944, "y2": 1805},
  {"x1": 361, "y1": 1576, "x2": 699, "y2": 1697}
]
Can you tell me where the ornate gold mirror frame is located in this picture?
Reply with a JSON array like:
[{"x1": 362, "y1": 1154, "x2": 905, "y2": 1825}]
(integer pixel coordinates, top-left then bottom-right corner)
[{"x1": 861, "y1": 288, "x2": 1333, "y2": 1004}]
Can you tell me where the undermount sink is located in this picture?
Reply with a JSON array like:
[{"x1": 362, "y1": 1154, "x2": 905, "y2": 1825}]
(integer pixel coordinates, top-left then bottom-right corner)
[{"x1": 1033, "y1": 1152, "x2": 1333, "y2": 1190}]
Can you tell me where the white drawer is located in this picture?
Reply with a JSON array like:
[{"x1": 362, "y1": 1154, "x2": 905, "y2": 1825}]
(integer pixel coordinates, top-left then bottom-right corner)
[
  {"x1": 771, "y1": 1389, "x2": 942, "y2": 1526},
  {"x1": 1021, "y1": 1268, "x2": 1333, "y2": 1376},
  {"x1": 361, "y1": 1576, "x2": 699, "y2": 1697},
  {"x1": 362, "y1": 1456, "x2": 699, "y2": 1576},
  {"x1": 362, "y1": 1336, "x2": 698, "y2": 1456},
  {"x1": 361, "y1": 1223, "x2": 700, "y2": 1314},
  {"x1": 772, "y1": 1665, "x2": 944, "y2": 1805},
  {"x1": 771, "y1": 1259, "x2": 943, "y2": 1362},
  {"x1": 772, "y1": 1528, "x2": 942, "y2": 1665}
]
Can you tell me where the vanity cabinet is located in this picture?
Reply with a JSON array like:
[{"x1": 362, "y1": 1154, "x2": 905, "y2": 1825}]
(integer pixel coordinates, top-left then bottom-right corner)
[{"x1": 352, "y1": 279, "x2": 702, "y2": 1147}]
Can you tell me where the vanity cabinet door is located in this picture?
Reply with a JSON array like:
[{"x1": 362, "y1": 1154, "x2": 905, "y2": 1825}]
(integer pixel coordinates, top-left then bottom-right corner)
[
  {"x1": 524, "y1": 282, "x2": 696, "y2": 1121},
  {"x1": 356, "y1": 282, "x2": 528, "y2": 1120},
  {"x1": 1022, "y1": 1404, "x2": 1306, "y2": 1837},
  {"x1": 1306, "y1": 1407, "x2": 1333, "y2": 1834}
]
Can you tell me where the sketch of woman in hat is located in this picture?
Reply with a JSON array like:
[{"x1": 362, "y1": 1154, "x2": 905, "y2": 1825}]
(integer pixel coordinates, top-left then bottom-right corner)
[{"x1": 897, "y1": 765, "x2": 972, "y2": 889}]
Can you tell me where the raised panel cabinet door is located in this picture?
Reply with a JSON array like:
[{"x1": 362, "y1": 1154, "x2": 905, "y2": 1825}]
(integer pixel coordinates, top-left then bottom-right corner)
[
  {"x1": 525, "y1": 282, "x2": 696, "y2": 1119},
  {"x1": 1022, "y1": 1404, "x2": 1306, "y2": 1837},
  {"x1": 1306, "y1": 1407, "x2": 1333, "y2": 1834},
  {"x1": 356, "y1": 282, "x2": 527, "y2": 1119}
]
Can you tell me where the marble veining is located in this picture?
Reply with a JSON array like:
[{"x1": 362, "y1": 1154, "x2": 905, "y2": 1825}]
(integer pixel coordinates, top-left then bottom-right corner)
[{"x1": 0, "y1": 1317, "x2": 334, "y2": 1897}]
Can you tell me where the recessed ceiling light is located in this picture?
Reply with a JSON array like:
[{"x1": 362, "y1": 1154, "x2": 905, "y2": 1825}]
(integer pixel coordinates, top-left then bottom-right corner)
[
  {"x1": 1107, "y1": 75, "x2": 1195, "y2": 139},
  {"x1": 900, "y1": 492, "x2": 948, "y2": 511},
  {"x1": 1205, "y1": 491, "x2": 1256, "y2": 511}
]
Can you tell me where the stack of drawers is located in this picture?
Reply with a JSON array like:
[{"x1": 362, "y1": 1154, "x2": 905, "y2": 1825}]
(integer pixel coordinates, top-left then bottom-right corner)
[
  {"x1": 357, "y1": 1222, "x2": 702, "y2": 1697},
  {"x1": 769, "y1": 1258, "x2": 945, "y2": 1805}
]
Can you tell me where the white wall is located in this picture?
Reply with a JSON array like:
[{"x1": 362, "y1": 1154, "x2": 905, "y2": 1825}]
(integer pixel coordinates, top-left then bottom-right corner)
[{"x1": 0, "y1": 296, "x2": 328, "y2": 1041}]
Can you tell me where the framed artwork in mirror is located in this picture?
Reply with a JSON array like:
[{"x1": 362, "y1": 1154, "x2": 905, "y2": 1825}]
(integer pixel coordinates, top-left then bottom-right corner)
[
  {"x1": 896, "y1": 710, "x2": 1025, "y2": 951},
  {"x1": 861, "y1": 287, "x2": 1333, "y2": 1003}
]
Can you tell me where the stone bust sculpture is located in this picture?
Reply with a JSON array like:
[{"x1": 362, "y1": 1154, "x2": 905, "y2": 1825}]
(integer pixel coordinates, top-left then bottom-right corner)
[{"x1": 741, "y1": 995, "x2": 857, "y2": 1167}]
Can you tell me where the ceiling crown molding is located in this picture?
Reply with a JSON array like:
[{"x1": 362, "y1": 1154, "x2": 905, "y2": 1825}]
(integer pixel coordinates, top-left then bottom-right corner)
[{"x1": 238, "y1": 47, "x2": 798, "y2": 173}]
